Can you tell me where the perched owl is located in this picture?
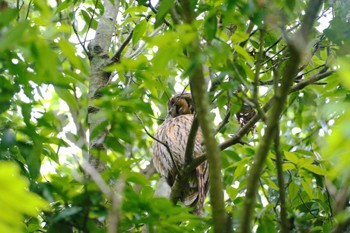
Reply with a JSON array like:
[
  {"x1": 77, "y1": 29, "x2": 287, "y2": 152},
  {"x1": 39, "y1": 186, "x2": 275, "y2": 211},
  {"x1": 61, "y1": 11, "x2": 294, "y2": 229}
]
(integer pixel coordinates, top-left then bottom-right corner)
[{"x1": 152, "y1": 93, "x2": 209, "y2": 214}]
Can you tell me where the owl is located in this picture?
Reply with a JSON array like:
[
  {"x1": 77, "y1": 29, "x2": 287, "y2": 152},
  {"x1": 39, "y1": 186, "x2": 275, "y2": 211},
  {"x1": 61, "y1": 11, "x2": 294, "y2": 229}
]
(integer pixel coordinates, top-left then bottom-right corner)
[{"x1": 152, "y1": 93, "x2": 209, "y2": 214}]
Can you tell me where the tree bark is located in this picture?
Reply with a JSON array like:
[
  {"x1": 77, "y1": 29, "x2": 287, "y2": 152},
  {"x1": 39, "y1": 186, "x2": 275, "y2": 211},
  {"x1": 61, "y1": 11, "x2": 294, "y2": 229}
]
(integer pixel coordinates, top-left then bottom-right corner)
[{"x1": 88, "y1": 0, "x2": 120, "y2": 171}]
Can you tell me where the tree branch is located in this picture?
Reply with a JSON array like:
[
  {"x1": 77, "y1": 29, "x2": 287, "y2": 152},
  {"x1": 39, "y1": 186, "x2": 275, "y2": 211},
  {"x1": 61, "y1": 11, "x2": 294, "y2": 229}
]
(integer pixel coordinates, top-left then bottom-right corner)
[
  {"x1": 215, "y1": 94, "x2": 231, "y2": 134},
  {"x1": 219, "y1": 69, "x2": 334, "y2": 151},
  {"x1": 274, "y1": 127, "x2": 289, "y2": 233},
  {"x1": 239, "y1": 1, "x2": 323, "y2": 232},
  {"x1": 184, "y1": 116, "x2": 199, "y2": 165},
  {"x1": 110, "y1": 30, "x2": 133, "y2": 64},
  {"x1": 180, "y1": 0, "x2": 227, "y2": 231}
]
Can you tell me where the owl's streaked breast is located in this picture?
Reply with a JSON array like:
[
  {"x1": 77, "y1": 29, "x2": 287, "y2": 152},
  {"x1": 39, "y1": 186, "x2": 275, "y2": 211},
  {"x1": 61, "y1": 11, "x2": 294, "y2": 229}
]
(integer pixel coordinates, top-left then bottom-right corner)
[
  {"x1": 152, "y1": 93, "x2": 209, "y2": 213},
  {"x1": 152, "y1": 114, "x2": 203, "y2": 185}
]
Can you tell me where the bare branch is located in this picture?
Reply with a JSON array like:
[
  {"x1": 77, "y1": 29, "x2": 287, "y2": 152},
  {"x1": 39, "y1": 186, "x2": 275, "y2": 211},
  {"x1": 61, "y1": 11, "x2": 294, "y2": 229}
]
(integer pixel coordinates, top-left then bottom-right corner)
[
  {"x1": 253, "y1": 29, "x2": 267, "y2": 122},
  {"x1": 84, "y1": 0, "x2": 99, "y2": 47},
  {"x1": 110, "y1": 30, "x2": 134, "y2": 64},
  {"x1": 72, "y1": 23, "x2": 90, "y2": 57}
]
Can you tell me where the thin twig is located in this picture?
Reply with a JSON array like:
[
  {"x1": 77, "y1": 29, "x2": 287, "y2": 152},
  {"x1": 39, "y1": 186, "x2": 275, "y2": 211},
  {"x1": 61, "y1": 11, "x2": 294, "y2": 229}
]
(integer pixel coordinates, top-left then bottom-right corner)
[
  {"x1": 147, "y1": 1, "x2": 172, "y2": 27},
  {"x1": 215, "y1": 94, "x2": 231, "y2": 134},
  {"x1": 134, "y1": 113, "x2": 180, "y2": 174},
  {"x1": 298, "y1": 192, "x2": 319, "y2": 218},
  {"x1": 274, "y1": 127, "x2": 289, "y2": 233},
  {"x1": 25, "y1": 0, "x2": 33, "y2": 20},
  {"x1": 72, "y1": 23, "x2": 90, "y2": 57},
  {"x1": 253, "y1": 29, "x2": 266, "y2": 122},
  {"x1": 110, "y1": 30, "x2": 134, "y2": 64},
  {"x1": 84, "y1": 0, "x2": 99, "y2": 47},
  {"x1": 219, "y1": 69, "x2": 334, "y2": 151}
]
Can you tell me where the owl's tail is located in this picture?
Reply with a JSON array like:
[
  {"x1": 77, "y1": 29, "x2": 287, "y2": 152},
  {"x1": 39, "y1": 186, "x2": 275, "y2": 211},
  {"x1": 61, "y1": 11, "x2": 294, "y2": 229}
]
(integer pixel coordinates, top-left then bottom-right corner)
[{"x1": 194, "y1": 164, "x2": 207, "y2": 215}]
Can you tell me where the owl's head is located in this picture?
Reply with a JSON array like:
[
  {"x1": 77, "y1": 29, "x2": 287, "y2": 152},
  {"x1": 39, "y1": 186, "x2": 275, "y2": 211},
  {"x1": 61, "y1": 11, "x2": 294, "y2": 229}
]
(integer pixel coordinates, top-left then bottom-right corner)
[{"x1": 167, "y1": 93, "x2": 194, "y2": 117}]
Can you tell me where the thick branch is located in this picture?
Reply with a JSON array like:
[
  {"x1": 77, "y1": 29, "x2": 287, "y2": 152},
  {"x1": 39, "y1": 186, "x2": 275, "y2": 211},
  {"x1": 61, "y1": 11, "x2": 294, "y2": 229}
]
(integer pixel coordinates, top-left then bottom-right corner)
[
  {"x1": 239, "y1": 1, "x2": 323, "y2": 232},
  {"x1": 180, "y1": 0, "x2": 227, "y2": 231}
]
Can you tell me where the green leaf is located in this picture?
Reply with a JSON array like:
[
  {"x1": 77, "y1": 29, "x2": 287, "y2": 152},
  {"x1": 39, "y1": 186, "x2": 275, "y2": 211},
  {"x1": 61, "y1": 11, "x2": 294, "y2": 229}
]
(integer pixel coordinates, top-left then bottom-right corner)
[
  {"x1": 0, "y1": 8, "x2": 18, "y2": 28},
  {"x1": 52, "y1": 207, "x2": 83, "y2": 222},
  {"x1": 136, "y1": 0, "x2": 148, "y2": 5},
  {"x1": 226, "y1": 186, "x2": 238, "y2": 200},
  {"x1": 288, "y1": 181, "x2": 299, "y2": 201},
  {"x1": 58, "y1": 40, "x2": 83, "y2": 71},
  {"x1": 0, "y1": 162, "x2": 48, "y2": 233},
  {"x1": 26, "y1": 145, "x2": 42, "y2": 179},
  {"x1": 81, "y1": 10, "x2": 91, "y2": 25},
  {"x1": 231, "y1": 31, "x2": 249, "y2": 44},
  {"x1": 55, "y1": 87, "x2": 79, "y2": 110},
  {"x1": 302, "y1": 164, "x2": 327, "y2": 176},
  {"x1": 0, "y1": 21, "x2": 29, "y2": 51},
  {"x1": 256, "y1": 219, "x2": 276, "y2": 233},
  {"x1": 233, "y1": 158, "x2": 249, "y2": 180},
  {"x1": 285, "y1": 0, "x2": 296, "y2": 11},
  {"x1": 127, "y1": 172, "x2": 148, "y2": 185},
  {"x1": 284, "y1": 151, "x2": 299, "y2": 164},
  {"x1": 132, "y1": 20, "x2": 147, "y2": 45},
  {"x1": 155, "y1": 0, "x2": 175, "y2": 28},
  {"x1": 337, "y1": 57, "x2": 350, "y2": 89},
  {"x1": 90, "y1": 120, "x2": 109, "y2": 140},
  {"x1": 262, "y1": 177, "x2": 279, "y2": 191},
  {"x1": 302, "y1": 180, "x2": 313, "y2": 198},
  {"x1": 55, "y1": 1, "x2": 70, "y2": 14},
  {"x1": 233, "y1": 45, "x2": 254, "y2": 64},
  {"x1": 204, "y1": 14, "x2": 217, "y2": 41},
  {"x1": 282, "y1": 163, "x2": 296, "y2": 171}
]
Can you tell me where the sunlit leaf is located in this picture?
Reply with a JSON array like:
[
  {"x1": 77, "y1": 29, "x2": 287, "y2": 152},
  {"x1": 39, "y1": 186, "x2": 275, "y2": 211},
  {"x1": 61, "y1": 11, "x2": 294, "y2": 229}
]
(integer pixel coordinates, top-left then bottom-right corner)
[
  {"x1": 133, "y1": 20, "x2": 147, "y2": 45},
  {"x1": 233, "y1": 45, "x2": 254, "y2": 64},
  {"x1": 302, "y1": 164, "x2": 327, "y2": 176},
  {"x1": 0, "y1": 162, "x2": 48, "y2": 233},
  {"x1": 284, "y1": 151, "x2": 299, "y2": 164}
]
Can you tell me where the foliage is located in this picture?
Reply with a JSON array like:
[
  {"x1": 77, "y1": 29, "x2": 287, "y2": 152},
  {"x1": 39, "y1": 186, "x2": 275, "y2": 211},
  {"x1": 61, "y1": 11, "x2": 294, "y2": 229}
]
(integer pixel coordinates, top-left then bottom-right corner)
[
  {"x1": 0, "y1": 162, "x2": 48, "y2": 233},
  {"x1": 0, "y1": 0, "x2": 349, "y2": 232}
]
